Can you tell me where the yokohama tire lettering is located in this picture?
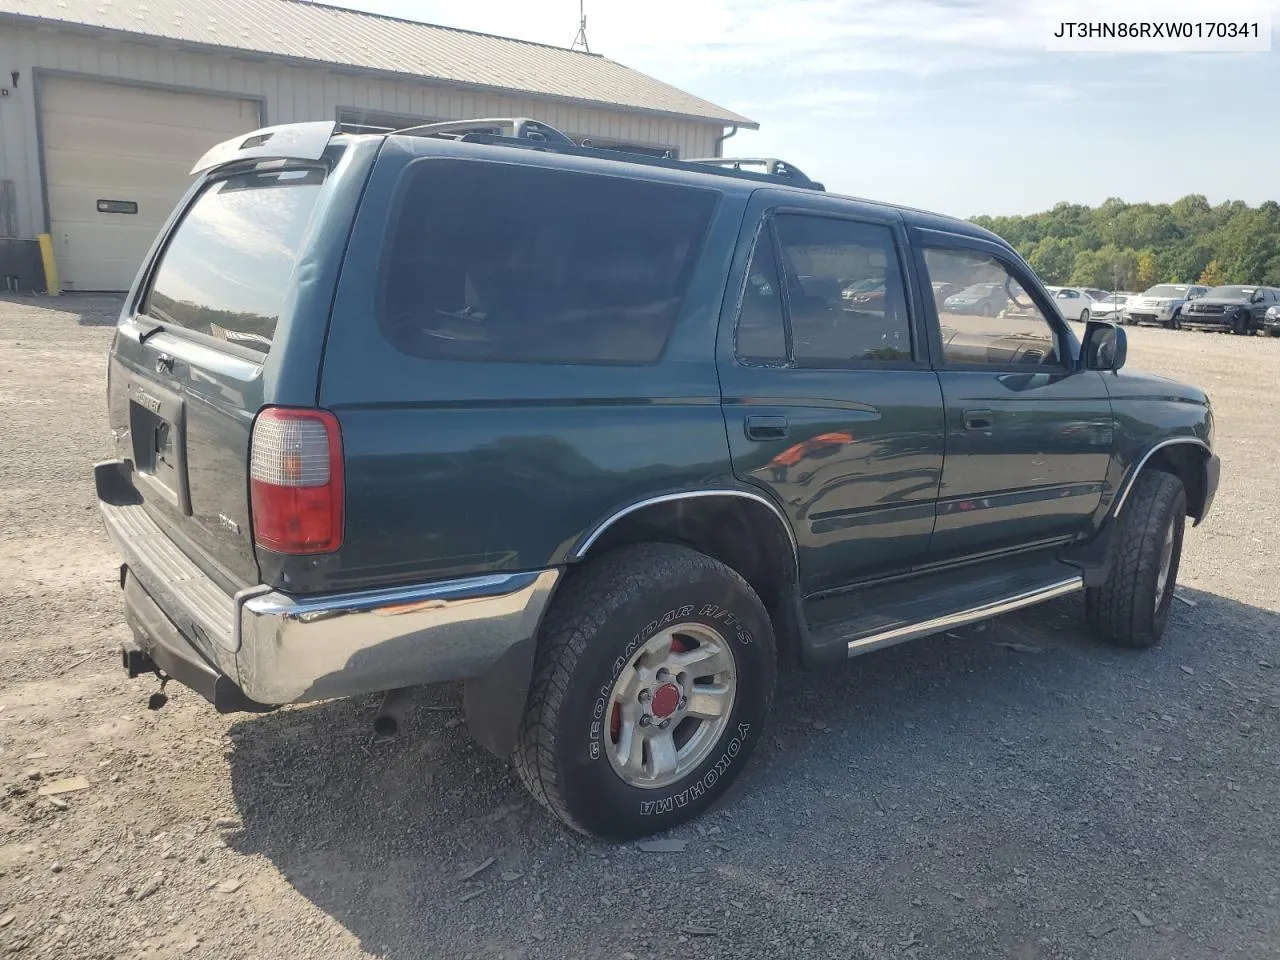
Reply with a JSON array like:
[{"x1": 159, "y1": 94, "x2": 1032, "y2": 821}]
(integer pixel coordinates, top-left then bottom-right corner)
[{"x1": 639, "y1": 721, "x2": 750, "y2": 814}]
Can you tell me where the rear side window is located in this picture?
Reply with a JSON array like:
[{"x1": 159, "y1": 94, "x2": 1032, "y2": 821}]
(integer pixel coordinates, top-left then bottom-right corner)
[
  {"x1": 775, "y1": 215, "x2": 912, "y2": 365},
  {"x1": 144, "y1": 167, "x2": 325, "y2": 354},
  {"x1": 379, "y1": 161, "x2": 717, "y2": 364}
]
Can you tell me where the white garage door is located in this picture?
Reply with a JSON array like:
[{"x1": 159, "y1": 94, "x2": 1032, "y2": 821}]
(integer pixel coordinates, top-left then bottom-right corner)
[{"x1": 40, "y1": 77, "x2": 260, "y2": 291}]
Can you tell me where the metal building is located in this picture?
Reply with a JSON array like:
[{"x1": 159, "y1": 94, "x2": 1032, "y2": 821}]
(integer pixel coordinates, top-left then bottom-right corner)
[{"x1": 0, "y1": 0, "x2": 754, "y2": 291}]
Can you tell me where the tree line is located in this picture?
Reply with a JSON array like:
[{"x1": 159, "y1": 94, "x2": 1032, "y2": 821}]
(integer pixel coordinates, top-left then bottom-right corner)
[{"x1": 970, "y1": 195, "x2": 1280, "y2": 291}]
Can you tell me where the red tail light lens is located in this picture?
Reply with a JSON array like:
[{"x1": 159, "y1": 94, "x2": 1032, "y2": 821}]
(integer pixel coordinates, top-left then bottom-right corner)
[{"x1": 249, "y1": 407, "x2": 344, "y2": 554}]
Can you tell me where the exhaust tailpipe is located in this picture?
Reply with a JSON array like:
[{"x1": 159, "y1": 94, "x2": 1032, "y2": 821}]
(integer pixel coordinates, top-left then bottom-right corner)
[{"x1": 373, "y1": 687, "x2": 415, "y2": 738}]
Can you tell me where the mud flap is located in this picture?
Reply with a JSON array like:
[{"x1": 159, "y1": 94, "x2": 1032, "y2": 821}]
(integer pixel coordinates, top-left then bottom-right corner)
[{"x1": 463, "y1": 636, "x2": 536, "y2": 759}]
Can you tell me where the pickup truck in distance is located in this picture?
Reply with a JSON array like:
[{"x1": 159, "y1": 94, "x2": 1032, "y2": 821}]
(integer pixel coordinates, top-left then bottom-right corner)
[{"x1": 96, "y1": 118, "x2": 1220, "y2": 839}]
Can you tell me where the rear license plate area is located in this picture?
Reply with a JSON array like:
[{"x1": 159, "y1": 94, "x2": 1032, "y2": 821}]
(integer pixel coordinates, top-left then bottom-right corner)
[{"x1": 128, "y1": 380, "x2": 190, "y2": 513}]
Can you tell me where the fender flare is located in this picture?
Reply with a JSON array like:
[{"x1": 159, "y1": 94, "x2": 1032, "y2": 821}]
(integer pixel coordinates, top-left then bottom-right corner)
[
  {"x1": 570, "y1": 488, "x2": 800, "y2": 564},
  {"x1": 1109, "y1": 437, "x2": 1212, "y2": 521}
]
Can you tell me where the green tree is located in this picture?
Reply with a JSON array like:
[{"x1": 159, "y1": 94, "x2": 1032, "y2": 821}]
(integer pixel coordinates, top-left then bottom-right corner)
[
  {"x1": 1026, "y1": 237, "x2": 1076, "y2": 284},
  {"x1": 973, "y1": 194, "x2": 1280, "y2": 290},
  {"x1": 1198, "y1": 260, "x2": 1226, "y2": 286},
  {"x1": 1136, "y1": 249, "x2": 1159, "y2": 289},
  {"x1": 1071, "y1": 245, "x2": 1139, "y2": 290}
]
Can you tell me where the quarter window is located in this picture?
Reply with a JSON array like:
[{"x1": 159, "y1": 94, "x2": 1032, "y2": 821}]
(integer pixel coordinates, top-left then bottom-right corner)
[
  {"x1": 735, "y1": 231, "x2": 788, "y2": 363},
  {"x1": 379, "y1": 161, "x2": 717, "y2": 364},
  {"x1": 924, "y1": 248, "x2": 1061, "y2": 367}
]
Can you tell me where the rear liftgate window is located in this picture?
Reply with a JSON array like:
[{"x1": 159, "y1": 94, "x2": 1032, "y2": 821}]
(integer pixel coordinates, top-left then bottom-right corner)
[
  {"x1": 145, "y1": 166, "x2": 326, "y2": 354},
  {"x1": 379, "y1": 162, "x2": 718, "y2": 364}
]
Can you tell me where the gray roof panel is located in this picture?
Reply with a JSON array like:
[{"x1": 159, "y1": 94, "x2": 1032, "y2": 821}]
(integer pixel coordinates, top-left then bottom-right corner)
[{"x1": 0, "y1": 0, "x2": 755, "y2": 126}]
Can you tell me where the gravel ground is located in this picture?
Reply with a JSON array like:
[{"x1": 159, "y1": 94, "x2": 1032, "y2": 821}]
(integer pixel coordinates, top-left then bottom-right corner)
[{"x1": 1, "y1": 294, "x2": 1278, "y2": 960}]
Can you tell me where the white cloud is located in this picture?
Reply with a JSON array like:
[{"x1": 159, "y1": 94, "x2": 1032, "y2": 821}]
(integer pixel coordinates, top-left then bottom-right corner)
[{"x1": 338, "y1": 0, "x2": 1280, "y2": 213}]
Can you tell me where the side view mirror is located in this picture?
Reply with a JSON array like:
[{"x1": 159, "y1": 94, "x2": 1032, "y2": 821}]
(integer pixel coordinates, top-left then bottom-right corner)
[
  {"x1": 1252, "y1": 293, "x2": 1266, "y2": 303},
  {"x1": 1082, "y1": 319, "x2": 1127, "y2": 372}
]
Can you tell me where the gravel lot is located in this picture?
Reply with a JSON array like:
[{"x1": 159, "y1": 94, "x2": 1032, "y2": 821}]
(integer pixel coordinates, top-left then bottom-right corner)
[{"x1": 1, "y1": 294, "x2": 1278, "y2": 960}]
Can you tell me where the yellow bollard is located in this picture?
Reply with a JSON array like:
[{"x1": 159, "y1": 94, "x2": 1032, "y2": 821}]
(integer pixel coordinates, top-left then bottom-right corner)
[{"x1": 37, "y1": 233, "x2": 60, "y2": 296}]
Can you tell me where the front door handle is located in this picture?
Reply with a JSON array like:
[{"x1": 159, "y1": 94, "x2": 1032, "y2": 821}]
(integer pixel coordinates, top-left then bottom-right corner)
[
  {"x1": 963, "y1": 409, "x2": 994, "y2": 431},
  {"x1": 745, "y1": 415, "x2": 789, "y2": 441}
]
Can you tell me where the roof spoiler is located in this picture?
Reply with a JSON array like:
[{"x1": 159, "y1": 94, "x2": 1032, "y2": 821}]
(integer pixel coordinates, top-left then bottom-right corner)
[{"x1": 190, "y1": 121, "x2": 338, "y2": 175}]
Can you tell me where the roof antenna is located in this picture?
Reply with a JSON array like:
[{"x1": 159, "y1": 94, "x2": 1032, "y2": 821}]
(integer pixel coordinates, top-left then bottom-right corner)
[{"x1": 570, "y1": 0, "x2": 590, "y2": 52}]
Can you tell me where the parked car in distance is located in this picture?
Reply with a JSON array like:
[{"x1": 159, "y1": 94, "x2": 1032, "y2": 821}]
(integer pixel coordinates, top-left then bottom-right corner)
[
  {"x1": 1089, "y1": 293, "x2": 1132, "y2": 322},
  {"x1": 1084, "y1": 288, "x2": 1110, "y2": 302},
  {"x1": 1179, "y1": 285, "x2": 1280, "y2": 335},
  {"x1": 1045, "y1": 286, "x2": 1097, "y2": 321},
  {"x1": 943, "y1": 281, "x2": 1008, "y2": 316},
  {"x1": 842, "y1": 277, "x2": 886, "y2": 308},
  {"x1": 95, "y1": 117, "x2": 1220, "y2": 839},
  {"x1": 1263, "y1": 304, "x2": 1280, "y2": 337},
  {"x1": 1124, "y1": 284, "x2": 1209, "y2": 328}
]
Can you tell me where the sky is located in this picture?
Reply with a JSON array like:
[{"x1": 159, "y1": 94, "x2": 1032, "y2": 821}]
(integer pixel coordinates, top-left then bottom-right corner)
[{"x1": 341, "y1": 0, "x2": 1280, "y2": 218}]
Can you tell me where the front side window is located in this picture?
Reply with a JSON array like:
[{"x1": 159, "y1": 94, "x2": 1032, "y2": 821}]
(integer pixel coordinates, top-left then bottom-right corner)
[
  {"x1": 379, "y1": 162, "x2": 717, "y2": 365},
  {"x1": 924, "y1": 248, "x2": 1061, "y2": 366},
  {"x1": 145, "y1": 167, "x2": 325, "y2": 353}
]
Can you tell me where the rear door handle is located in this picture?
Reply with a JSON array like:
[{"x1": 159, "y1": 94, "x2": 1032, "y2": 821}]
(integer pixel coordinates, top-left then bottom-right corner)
[
  {"x1": 963, "y1": 409, "x2": 994, "y2": 431},
  {"x1": 745, "y1": 415, "x2": 789, "y2": 441}
]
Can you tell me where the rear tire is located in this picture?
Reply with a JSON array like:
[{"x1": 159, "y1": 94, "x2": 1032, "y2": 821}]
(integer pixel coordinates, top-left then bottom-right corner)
[
  {"x1": 513, "y1": 543, "x2": 776, "y2": 839},
  {"x1": 1086, "y1": 470, "x2": 1186, "y2": 649}
]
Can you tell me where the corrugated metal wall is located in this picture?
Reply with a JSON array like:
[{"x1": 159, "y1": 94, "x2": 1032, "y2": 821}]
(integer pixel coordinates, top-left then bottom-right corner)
[{"x1": 0, "y1": 22, "x2": 725, "y2": 239}]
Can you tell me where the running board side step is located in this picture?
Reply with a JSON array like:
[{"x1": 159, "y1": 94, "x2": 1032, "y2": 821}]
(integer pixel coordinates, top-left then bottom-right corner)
[
  {"x1": 843, "y1": 576, "x2": 1082, "y2": 658},
  {"x1": 798, "y1": 553, "x2": 1086, "y2": 667}
]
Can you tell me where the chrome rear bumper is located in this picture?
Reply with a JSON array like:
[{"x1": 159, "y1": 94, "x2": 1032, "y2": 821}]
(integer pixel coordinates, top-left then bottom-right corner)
[{"x1": 95, "y1": 459, "x2": 560, "y2": 708}]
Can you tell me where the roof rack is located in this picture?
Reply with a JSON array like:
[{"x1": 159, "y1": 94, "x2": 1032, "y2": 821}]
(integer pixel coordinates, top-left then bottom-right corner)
[
  {"x1": 686, "y1": 157, "x2": 824, "y2": 191},
  {"x1": 358, "y1": 116, "x2": 824, "y2": 191},
  {"x1": 390, "y1": 117, "x2": 577, "y2": 147}
]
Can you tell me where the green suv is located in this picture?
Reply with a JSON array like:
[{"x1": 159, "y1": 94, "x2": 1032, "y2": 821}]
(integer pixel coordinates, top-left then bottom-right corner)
[{"x1": 95, "y1": 118, "x2": 1219, "y2": 839}]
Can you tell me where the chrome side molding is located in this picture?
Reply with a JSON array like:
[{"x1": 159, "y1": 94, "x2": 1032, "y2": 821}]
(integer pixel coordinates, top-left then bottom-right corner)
[
  {"x1": 573, "y1": 488, "x2": 799, "y2": 562},
  {"x1": 846, "y1": 575, "x2": 1084, "y2": 658}
]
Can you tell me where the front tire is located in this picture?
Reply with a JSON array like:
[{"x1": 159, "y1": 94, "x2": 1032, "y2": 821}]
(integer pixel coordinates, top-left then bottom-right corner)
[
  {"x1": 513, "y1": 543, "x2": 776, "y2": 839},
  {"x1": 1086, "y1": 470, "x2": 1186, "y2": 648}
]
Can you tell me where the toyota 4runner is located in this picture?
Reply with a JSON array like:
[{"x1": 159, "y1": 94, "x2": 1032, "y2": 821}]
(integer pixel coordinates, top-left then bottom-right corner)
[{"x1": 96, "y1": 118, "x2": 1220, "y2": 839}]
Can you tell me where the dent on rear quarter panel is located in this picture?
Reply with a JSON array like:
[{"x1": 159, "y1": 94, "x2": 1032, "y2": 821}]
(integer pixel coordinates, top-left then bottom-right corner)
[{"x1": 272, "y1": 142, "x2": 751, "y2": 594}]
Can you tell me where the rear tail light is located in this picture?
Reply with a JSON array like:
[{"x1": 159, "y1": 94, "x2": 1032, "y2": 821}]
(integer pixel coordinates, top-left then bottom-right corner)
[{"x1": 249, "y1": 407, "x2": 344, "y2": 554}]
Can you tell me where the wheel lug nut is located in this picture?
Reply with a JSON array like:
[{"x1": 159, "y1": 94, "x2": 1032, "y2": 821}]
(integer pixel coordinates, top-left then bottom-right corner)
[
  {"x1": 639, "y1": 715, "x2": 651, "y2": 727},
  {"x1": 659, "y1": 719, "x2": 670, "y2": 730},
  {"x1": 678, "y1": 696, "x2": 687, "y2": 709},
  {"x1": 638, "y1": 689, "x2": 651, "y2": 703}
]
